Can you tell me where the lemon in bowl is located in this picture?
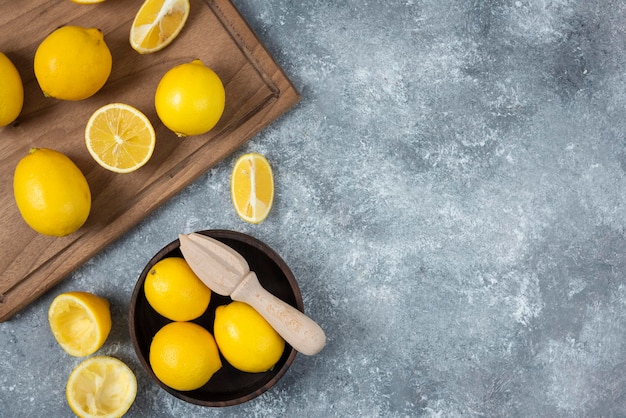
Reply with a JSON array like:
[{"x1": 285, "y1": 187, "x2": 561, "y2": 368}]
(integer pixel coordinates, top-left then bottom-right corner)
[
  {"x1": 144, "y1": 257, "x2": 211, "y2": 321},
  {"x1": 214, "y1": 301, "x2": 285, "y2": 373},
  {"x1": 129, "y1": 230, "x2": 303, "y2": 406},
  {"x1": 149, "y1": 321, "x2": 222, "y2": 391}
]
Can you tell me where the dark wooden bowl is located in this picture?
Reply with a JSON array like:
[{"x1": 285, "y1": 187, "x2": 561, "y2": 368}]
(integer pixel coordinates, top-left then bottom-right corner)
[{"x1": 128, "y1": 230, "x2": 303, "y2": 407}]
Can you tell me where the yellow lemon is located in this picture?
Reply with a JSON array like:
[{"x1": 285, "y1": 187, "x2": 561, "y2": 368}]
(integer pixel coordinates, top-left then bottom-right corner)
[
  {"x1": 155, "y1": 59, "x2": 225, "y2": 137},
  {"x1": 130, "y1": 0, "x2": 190, "y2": 54},
  {"x1": 48, "y1": 292, "x2": 111, "y2": 357},
  {"x1": 13, "y1": 148, "x2": 91, "y2": 237},
  {"x1": 231, "y1": 153, "x2": 274, "y2": 224},
  {"x1": 85, "y1": 103, "x2": 156, "y2": 173},
  {"x1": 34, "y1": 25, "x2": 112, "y2": 101},
  {"x1": 0, "y1": 52, "x2": 24, "y2": 126},
  {"x1": 66, "y1": 356, "x2": 137, "y2": 418},
  {"x1": 144, "y1": 257, "x2": 211, "y2": 321},
  {"x1": 214, "y1": 301, "x2": 285, "y2": 373},
  {"x1": 149, "y1": 322, "x2": 222, "y2": 391}
]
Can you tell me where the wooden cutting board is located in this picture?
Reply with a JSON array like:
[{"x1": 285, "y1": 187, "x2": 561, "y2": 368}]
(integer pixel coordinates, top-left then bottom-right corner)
[{"x1": 0, "y1": 0, "x2": 300, "y2": 322}]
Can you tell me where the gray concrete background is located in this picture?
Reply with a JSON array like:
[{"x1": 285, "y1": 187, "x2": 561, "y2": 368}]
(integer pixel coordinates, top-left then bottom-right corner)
[{"x1": 2, "y1": 1, "x2": 626, "y2": 416}]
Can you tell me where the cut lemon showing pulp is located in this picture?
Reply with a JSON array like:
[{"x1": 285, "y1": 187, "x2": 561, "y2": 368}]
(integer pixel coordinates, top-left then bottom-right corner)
[
  {"x1": 66, "y1": 356, "x2": 137, "y2": 418},
  {"x1": 85, "y1": 103, "x2": 156, "y2": 173},
  {"x1": 231, "y1": 153, "x2": 274, "y2": 224},
  {"x1": 130, "y1": 0, "x2": 190, "y2": 54},
  {"x1": 48, "y1": 292, "x2": 112, "y2": 357}
]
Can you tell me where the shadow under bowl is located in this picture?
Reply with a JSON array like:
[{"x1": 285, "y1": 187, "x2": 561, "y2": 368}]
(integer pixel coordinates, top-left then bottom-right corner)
[{"x1": 129, "y1": 229, "x2": 303, "y2": 407}]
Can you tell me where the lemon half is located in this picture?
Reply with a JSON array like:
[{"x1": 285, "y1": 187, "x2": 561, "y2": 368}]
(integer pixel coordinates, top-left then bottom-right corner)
[
  {"x1": 48, "y1": 292, "x2": 111, "y2": 357},
  {"x1": 85, "y1": 103, "x2": 156, "y2": 173},
  {"x1": 66, "y1": 356, "x2": 137, "y2": 418}
]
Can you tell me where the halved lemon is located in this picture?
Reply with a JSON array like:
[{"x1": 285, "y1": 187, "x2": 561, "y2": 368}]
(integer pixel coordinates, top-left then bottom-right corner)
[
  {"x1": 85, "y1": 103, "x2": 156, "y2": 173},
  {"x1": 48, "y1": 292, "x2": 111, "y2": 357},
  {"x1": 130, "y1": 0, "x2": 190, "y2": 54},
  {"x1": 66, "y1": 356, "x2": 137, "y2": 418},
  {"x1": 231, "y1": 153, "x2": 274, "y2": 224}
]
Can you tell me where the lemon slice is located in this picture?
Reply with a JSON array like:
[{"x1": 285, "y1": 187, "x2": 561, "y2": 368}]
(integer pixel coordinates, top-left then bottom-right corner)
[
  {"x1": 130, "y1": 0, "x2": 190, "y2": 54},
  {"x1": 231, "y1": 153, "x2": 274, "y2": 224},
  {"x1": 85, "y1": 103, "x2": 156, "y2": 173},
  {"x1": 67, "y1": 356, "x2": 137, "y2": 418},
  {"x1": 48, "y1": 292, "x2": 112, "y2": 357}
]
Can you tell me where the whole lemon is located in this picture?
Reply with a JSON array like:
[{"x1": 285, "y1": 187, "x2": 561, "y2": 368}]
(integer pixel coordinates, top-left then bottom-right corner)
[
  {"x1": 214, "y1": 301, "x2": 285, "y2": 373},
  {"x1": 13, "y1": 148, "x2": 91, "y2": 236},
  {"x1": 144, "y1": 257, "x2": 211, "y2": 321},
  {"x1": 34, "y1": 26, "x2": 112, "y2": 101},
  {"x1": 0, "y1": 52, "x2": 24, "y2": 126},
  {"x1": 155, "y1": 59, "x2": 225, "y2": 137},
  {"x1": 149, "y1": 322, "x2": 222, "y2": 391}
]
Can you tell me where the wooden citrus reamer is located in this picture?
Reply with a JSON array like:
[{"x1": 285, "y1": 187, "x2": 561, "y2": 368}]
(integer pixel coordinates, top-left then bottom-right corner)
[{"x1": 179, "y1": 233, "x2": 326, "y2": 356}]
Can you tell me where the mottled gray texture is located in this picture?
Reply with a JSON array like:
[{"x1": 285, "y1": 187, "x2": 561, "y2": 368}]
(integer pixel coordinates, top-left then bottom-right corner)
[{"x1": 2, "y1": 1, "x2": 626, "y2": 417}]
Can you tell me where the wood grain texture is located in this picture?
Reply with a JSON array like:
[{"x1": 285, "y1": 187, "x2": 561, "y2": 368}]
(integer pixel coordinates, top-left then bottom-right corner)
[{"x1": 0, "y1": 0, "x2": 300, "y2": 321}]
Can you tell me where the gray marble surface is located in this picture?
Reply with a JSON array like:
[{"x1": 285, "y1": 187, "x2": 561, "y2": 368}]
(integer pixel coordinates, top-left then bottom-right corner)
[{"x1": 3, "y1": 1, "x2": 626, "y2": 417}]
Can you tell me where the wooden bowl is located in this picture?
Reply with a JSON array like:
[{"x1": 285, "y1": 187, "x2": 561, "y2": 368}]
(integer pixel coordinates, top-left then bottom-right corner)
[{"x1": 129, "y1": 230, "x2": 303, "y2": 407}]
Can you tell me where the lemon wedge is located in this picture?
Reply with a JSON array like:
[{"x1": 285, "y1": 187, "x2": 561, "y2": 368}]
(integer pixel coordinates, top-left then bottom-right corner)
[
  {"x1": 48, "y1": 292, "x2": 111, "y2": 357},
  {"x1": 231, "y1": 153, "x2": 274, "y2": 224},
  {"x1": 66, "y1": 356, "x2": 137, "y2": 418},
  {"x1": 85, "y1": 103, "x2": 156, "y2": 173},
  {"x1": 130, "y1": 0, "x2": 190, "y2": 54}
]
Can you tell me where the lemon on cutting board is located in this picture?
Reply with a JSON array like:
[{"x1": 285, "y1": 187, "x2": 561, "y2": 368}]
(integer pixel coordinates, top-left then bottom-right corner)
[
  {"x1": 155, "y1": 59, "x2": 225, "y2": 137},
  {"x1": 66, "y1": 356, "x2": 137, "y2": 418},
  {"x1": 48, "y1": 292, "x2": 111, "y2": 357},
  {"x1": 130, "y1": 0, "x2": 190, "y2": 54},
  {"x1": 85, "y1": 103, "x2": 156, "y2": 173},
  {"x1": 13, "y1": 148, "x2": 91, "y2": 237},
  {"x1": 149, "y1": 321, "x2": 222, "y2": 391},
  {"x1": 0, "y1": 52, "x2": 24, "y2": 127},
  {"x1": 213, "y1": 301, "x2": 285, "y2": 373},
  {"x1": 34, "y1": 25, "x2": 112, "y2": 100}
]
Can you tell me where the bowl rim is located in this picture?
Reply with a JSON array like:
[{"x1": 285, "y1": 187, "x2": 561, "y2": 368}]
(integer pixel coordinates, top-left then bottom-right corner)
[{"x1": 128, "y1": 229, "x2": 303, "y2": 407}]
